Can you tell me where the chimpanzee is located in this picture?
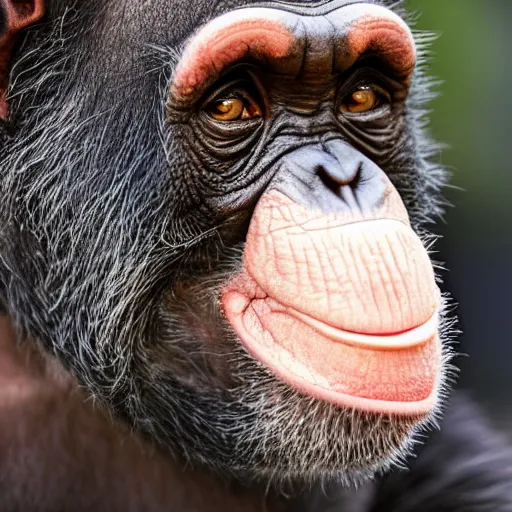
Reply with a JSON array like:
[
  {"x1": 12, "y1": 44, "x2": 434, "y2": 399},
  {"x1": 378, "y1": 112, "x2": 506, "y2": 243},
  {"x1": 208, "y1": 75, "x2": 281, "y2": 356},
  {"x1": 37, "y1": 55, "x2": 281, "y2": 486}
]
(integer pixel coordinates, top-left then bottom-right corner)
[{"x1": 0, "y1": 0, "x2": 511, "y2": 510}]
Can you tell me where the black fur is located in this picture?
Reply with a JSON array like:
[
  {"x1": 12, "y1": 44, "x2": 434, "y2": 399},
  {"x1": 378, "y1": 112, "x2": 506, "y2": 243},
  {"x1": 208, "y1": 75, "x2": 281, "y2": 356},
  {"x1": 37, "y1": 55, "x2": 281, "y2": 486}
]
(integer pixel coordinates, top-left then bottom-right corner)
[
  {"x1": 370, "y1": 395, "x2": 512, "y2": 511},
  {"x1": 302, "y1": 395, "x2": 512, "y2": 511}
]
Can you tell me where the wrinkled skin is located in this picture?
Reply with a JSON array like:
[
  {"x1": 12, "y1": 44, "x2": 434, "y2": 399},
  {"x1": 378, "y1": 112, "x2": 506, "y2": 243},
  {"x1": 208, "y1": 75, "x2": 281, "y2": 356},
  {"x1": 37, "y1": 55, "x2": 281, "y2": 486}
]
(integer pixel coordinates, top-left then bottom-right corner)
[{"x1": 0, "y1": 1, "x2": 511, "y2": 511}]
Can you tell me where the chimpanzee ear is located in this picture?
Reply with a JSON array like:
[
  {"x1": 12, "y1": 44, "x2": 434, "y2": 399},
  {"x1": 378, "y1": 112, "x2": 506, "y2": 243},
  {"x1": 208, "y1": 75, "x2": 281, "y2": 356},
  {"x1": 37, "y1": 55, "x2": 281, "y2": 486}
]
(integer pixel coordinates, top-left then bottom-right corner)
[{"x1": 0, "y1": 0, "x2": 45, "y2": 120}]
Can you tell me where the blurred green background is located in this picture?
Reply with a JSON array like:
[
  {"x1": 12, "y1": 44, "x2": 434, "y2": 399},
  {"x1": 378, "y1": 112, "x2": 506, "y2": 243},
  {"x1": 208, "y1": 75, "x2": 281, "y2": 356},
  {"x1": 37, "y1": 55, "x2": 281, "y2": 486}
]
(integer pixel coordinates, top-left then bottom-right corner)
[{"x1": 406, "y1": 0, "x2": 512, "y2": 425}]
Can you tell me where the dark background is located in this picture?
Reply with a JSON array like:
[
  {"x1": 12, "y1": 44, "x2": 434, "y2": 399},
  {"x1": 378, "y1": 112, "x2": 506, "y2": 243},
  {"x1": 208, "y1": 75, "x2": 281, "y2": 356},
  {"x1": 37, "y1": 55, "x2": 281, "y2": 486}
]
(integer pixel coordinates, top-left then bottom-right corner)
[{"x1": 406, "y1": 0, "x2": 512, "y2": 428}]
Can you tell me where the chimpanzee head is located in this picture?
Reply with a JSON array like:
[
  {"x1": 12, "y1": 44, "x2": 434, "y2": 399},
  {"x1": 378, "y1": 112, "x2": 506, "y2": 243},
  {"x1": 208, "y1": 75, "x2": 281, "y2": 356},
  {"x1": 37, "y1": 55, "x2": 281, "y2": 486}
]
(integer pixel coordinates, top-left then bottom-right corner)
[{"x1": 0, "y1": 0, "x2": 453, "y2": 487}]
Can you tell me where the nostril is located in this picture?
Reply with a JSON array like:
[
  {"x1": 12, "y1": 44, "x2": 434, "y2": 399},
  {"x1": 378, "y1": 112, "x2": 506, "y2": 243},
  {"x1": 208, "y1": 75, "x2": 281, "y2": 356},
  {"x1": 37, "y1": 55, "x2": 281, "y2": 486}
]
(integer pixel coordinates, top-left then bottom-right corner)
[
  {"x1": 350, "y1": 163, "x2": 363, "y2": 190},
  {"x1": 317, "y1": 166, "x2": 341, "y2": 194},
  {"x1": 316, "y1": 162, "x2": 362, "y2": 193}
]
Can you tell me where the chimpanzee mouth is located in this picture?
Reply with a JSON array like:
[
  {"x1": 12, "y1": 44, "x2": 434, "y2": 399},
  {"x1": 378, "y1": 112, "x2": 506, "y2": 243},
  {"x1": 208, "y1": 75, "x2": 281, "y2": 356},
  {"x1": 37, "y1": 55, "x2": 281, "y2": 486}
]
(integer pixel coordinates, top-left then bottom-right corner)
[
  {"x1": 220, "y1": 188, "x2": 444, "y2": 418},
  {"x1": 223, "y1": 289, "x2": 442, "y2": 417}
]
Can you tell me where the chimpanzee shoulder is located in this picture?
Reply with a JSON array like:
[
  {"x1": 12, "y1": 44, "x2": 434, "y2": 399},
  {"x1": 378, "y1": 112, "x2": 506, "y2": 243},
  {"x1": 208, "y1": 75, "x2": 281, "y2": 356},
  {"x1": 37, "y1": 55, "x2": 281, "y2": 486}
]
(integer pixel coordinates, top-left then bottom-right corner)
[
  {"x1": 295, "y1": 395, "x2": 512, "y2": 512},
  {"x1": 368, "y1": 394, "x2": 512, "y2": 512}
]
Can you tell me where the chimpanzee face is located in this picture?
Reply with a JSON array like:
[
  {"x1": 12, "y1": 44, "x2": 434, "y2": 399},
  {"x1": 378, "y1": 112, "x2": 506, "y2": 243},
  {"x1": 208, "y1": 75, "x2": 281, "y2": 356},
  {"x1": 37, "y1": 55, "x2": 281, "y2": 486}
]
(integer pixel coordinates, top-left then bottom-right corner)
[{"x1": 0, "y1": 0, "x2": 452, "y2": 486}]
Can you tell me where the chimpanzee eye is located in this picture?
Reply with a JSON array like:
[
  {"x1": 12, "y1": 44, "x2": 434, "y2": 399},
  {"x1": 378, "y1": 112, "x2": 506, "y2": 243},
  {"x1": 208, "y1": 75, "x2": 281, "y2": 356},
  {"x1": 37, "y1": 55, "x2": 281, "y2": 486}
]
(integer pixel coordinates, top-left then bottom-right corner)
[
  {"x1": 339, "y1": 84, "x2": 391, "y2": 114},
  {"x1": 206, "y1": 97, "x2": 263, "y2": 122}
]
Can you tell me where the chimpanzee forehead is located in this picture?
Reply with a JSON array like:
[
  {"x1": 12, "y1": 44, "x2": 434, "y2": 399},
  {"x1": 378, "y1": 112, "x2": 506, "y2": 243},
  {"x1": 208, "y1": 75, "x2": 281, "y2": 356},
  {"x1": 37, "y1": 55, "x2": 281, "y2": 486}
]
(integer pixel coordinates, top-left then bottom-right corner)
[
  {"x1": 119, "y1": 0, "x2": 380, "y2": 42},
  {"x1": 212, "y1": 0, "x2": 376, "y2": 14},
  {"x1": 209, "y1": 0, "x2": 379, "y2": 20}
]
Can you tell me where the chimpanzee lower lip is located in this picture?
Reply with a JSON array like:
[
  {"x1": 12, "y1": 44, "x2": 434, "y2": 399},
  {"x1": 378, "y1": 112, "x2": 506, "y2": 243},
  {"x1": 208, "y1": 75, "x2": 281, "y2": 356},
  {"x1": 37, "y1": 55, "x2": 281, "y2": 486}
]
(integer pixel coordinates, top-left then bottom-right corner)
[{"x1": 222, "y1": 291, "x2": 442, "y2": 416}]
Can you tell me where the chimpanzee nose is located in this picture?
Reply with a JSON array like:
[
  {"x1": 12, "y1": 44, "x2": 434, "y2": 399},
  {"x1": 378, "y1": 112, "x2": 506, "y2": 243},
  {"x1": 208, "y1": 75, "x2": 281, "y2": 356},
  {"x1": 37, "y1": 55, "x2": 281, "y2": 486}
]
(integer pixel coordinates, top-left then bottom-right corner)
[
  {"x1": 315, "y1": 141, "x2": 362, "y2": 190},
  {"x1": 270, "y1": 140, "x2": 385, "y2": 214}
]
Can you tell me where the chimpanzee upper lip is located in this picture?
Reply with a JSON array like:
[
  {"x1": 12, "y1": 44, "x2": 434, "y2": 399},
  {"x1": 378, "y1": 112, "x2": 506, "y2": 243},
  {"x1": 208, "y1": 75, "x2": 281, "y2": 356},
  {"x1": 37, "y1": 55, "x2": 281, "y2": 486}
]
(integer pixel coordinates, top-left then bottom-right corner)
[{"x1": 288, "y1": 308, "x2": 439, "y2": 350}]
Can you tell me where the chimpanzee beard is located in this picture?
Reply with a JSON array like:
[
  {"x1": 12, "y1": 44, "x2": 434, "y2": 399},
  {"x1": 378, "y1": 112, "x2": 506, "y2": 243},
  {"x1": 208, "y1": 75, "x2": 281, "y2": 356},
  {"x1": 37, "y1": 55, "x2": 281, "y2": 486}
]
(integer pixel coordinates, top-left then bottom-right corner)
[{"x1": 0, "y1": 9, "x2": 456, "y2": 490}]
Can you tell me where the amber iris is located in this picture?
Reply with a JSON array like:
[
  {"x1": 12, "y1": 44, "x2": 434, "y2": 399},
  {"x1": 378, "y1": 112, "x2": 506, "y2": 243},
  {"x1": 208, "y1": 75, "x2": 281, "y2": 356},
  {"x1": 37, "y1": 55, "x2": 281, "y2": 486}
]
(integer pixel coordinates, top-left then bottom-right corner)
[
  {"x1": 340, "y1": 86, "x2": 382, "y2": 114},
  {"x1": 207, "y1": 98, "x2": 262, "y2": 121}
]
